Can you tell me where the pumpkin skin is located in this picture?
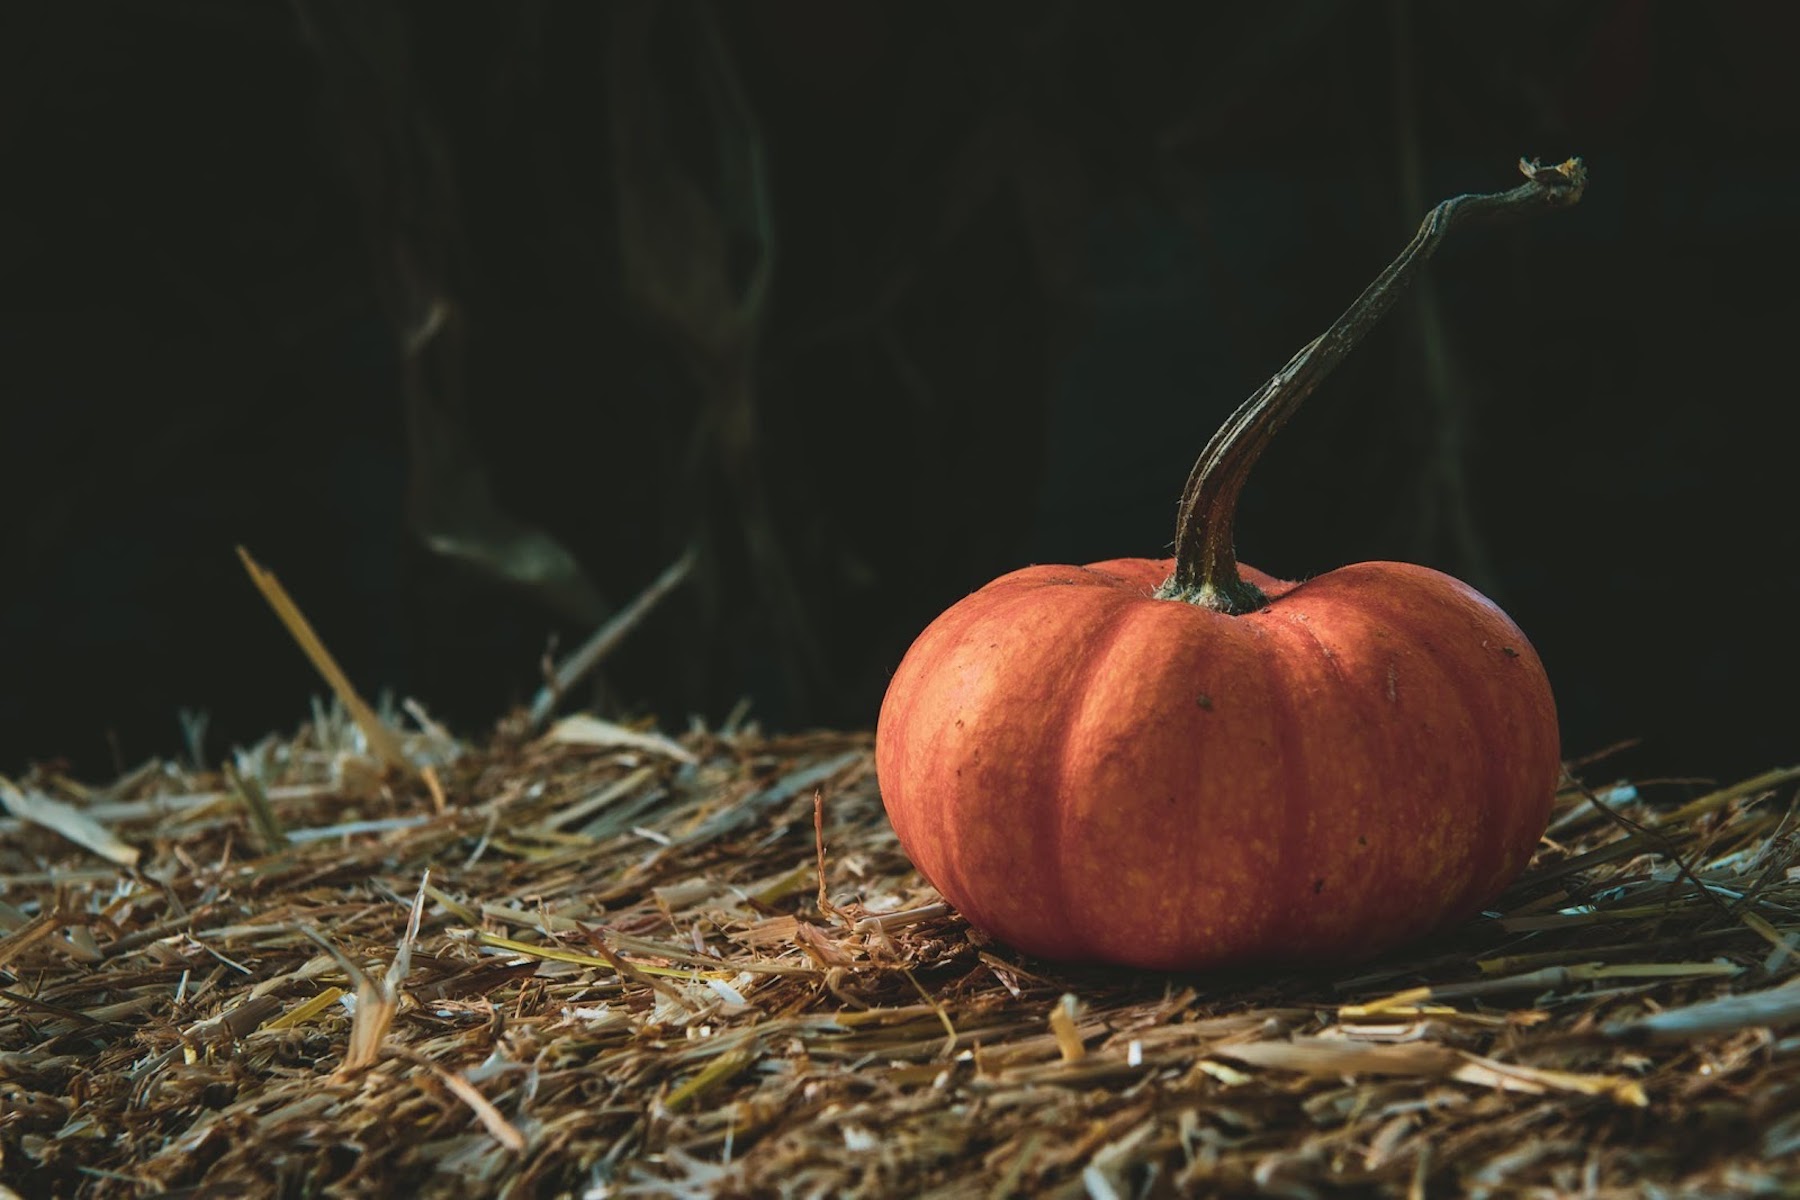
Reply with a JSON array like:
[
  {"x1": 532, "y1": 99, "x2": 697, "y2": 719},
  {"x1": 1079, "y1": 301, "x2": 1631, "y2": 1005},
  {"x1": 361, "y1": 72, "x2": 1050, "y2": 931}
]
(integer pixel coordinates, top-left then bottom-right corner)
[{"x1": 874, "y1": 556, "x2": 1560, "y2": 971}]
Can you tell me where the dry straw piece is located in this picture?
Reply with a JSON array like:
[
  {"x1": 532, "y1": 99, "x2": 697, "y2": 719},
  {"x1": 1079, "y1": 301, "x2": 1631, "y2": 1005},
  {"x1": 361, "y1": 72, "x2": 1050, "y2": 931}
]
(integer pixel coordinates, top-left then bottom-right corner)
[{"x1": 2, "y1": 698, "x2": 1799, "y2": 1196}]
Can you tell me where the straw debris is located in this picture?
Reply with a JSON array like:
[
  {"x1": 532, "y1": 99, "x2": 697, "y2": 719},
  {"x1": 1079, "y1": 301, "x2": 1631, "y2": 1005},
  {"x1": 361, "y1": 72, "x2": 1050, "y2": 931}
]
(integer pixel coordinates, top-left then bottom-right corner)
[{"x1": 2, "y1": 710, "x2": 1798, "y2": 1197}]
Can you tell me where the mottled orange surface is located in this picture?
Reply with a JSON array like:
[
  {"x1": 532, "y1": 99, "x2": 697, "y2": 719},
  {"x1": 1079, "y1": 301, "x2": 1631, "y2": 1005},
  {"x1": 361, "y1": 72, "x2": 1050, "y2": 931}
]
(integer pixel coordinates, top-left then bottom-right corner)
[{"x1": 875, "y1": 557, "x2": 1561, "y2": 970}]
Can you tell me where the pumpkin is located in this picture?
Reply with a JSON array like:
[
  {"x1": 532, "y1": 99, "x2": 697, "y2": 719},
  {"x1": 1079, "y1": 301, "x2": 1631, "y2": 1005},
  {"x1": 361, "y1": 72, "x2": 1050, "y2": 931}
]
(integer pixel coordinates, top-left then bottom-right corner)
[{"x1": 875, "y1": 158, "x2": 1586, "y2": 970}]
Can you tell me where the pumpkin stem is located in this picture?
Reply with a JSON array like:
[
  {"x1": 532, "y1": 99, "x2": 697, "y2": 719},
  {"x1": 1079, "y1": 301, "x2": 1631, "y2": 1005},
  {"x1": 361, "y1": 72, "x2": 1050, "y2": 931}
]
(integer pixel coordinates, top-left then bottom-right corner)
[{"x1": 1157, "y1": 156, "x2": 1588, "y2": 613}]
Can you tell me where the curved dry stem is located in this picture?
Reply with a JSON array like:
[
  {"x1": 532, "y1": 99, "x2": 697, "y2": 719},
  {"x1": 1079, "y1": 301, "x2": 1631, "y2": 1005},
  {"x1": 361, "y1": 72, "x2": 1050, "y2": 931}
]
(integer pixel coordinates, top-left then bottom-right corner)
[{"x1": 1157, "y1": 156, "x2": 1588, "y2": 613}]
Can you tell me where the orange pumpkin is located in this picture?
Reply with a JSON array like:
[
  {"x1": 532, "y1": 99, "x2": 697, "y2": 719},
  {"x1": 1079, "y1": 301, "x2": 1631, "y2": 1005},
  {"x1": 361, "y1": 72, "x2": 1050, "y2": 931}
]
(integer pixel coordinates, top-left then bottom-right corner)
[{"x1": 874, "y1": 159, "x2": 1585, "y2": 969}]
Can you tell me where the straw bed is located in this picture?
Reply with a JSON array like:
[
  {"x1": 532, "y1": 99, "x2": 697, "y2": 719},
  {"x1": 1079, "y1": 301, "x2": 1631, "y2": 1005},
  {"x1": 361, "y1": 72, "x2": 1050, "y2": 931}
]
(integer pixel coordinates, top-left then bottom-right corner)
[{"x1": 2, "y1": 707, "x2": 1798, "y2": 1198}]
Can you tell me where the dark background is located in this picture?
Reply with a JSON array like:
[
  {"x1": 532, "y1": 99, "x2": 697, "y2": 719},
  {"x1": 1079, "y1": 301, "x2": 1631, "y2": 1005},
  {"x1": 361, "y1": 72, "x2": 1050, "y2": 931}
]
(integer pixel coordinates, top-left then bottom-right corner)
[{"x1": 3, "y1": 1, "x2": 1795, "y2": 788}]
